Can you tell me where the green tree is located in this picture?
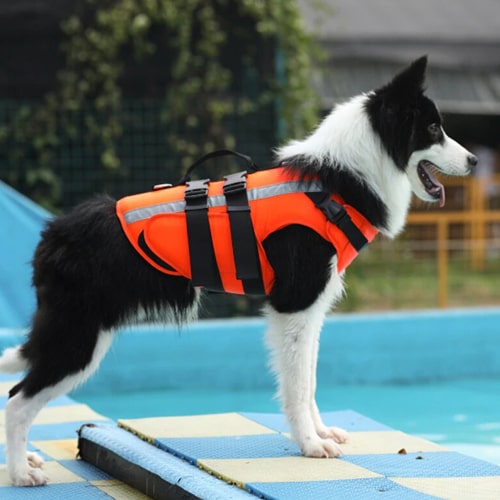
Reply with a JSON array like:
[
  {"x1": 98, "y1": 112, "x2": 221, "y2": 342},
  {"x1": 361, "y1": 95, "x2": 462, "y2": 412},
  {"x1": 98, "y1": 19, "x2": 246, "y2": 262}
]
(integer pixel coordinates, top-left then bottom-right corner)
[{"x1": 0, "y1": 0, "x2": 321, "y2": 210}]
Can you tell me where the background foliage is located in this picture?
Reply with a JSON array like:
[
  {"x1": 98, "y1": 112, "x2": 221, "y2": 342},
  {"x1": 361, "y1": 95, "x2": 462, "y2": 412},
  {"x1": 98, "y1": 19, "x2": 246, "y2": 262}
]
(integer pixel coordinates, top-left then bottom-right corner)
[{"x1": 0, "y1": 0, "x2": 321, "y2": 211}]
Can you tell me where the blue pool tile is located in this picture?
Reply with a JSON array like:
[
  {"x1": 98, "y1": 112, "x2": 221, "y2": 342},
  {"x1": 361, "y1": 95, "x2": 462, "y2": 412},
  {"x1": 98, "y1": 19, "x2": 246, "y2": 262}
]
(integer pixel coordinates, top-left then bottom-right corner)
[
  {"x1": 247, "y1": 477, "x2": 439, "y2": 500},
  {"x1": 157, "y1": 434, "x2": 301, "y2": 462},
  {"x1": 240, "y1": 412, "x2": 290, "y2": 433},
  {"x1": 0, "y1": 394, "x2": 76, "y2": 408},
  {"x1": 0, "y1": 373, "x2": 21, "y2": 382},
  {"x1": 0, "y1": 444, "x2": 51, "y2": 464},
  {"x1": 59, "y1": 459, "x2": 113, "y2": 481},
  {"x1": 321, "y1": 410, "x2": 393, "y2": 431},
  {"x1": 27, "y1": 420, "x2": 112, "y2": 441},
  {"x1": 47, "y1": 395, "x2": 81, "y2": 407},
  {"x1": 0, "y1": 483, "x2": 111, "y2": 499},
  {"x1": 241, "y1": 409, "x2": 392, "y2": 433},
  {"x1": 344, "y1": 451, "x2": 500, "y2": 478}
]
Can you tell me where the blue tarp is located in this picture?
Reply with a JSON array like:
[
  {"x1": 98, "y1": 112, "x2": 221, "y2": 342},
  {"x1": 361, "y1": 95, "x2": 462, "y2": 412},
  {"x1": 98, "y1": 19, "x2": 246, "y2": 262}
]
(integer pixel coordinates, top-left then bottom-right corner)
[{"x1": 0, "y1": 181, "x2": 49, "y2": 328}]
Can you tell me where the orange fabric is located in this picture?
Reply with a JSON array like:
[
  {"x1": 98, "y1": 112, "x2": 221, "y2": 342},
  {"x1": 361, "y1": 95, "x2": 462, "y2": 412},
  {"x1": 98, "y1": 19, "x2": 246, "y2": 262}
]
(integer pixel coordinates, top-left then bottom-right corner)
[{"x1": 115, "y1": 167, "x2": 378, "y2": 295}]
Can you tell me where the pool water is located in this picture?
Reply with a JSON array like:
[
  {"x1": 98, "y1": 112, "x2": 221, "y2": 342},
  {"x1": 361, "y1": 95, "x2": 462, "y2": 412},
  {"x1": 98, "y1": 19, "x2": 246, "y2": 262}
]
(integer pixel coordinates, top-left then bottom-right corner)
[
  {"x1": 67, "y1": 309, "x2": 500, "y2": 467},
  {"x1": 78, "y1": 377, "x2": 500, "y2": 466}
]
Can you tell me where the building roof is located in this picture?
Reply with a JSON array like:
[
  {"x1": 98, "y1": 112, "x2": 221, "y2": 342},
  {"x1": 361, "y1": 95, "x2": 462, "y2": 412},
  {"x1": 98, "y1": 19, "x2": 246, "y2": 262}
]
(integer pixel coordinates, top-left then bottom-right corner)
[
  {"x1": 301, "y1": 0, "x2": 500, "y2": 44},
  {"x1": 316, "y1": 61, "x2": 500, "y2": 114},
  {"x1": 299, "y1": 0, "x2": 500, "y2": 113}
]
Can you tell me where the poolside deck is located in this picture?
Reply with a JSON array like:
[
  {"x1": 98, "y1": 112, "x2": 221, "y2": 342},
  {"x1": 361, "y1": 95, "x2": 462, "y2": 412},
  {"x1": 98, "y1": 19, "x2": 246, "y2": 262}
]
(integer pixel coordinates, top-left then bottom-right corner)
[
  {"x1": 2, "y1": 373, "x2": 500, "y2": 499},
  {"x1": 0, "y1": 374, "x2": 150, "y2": 499}
]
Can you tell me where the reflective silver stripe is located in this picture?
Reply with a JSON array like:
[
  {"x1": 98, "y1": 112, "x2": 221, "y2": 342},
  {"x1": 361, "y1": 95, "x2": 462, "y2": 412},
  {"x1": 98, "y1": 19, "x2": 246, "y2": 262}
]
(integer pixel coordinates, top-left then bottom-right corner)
[
  {"x1": 208, "y1": 194, "x2": 226, "y2": 208},
  {"x1": 247, "y1": 180, "x2": 322, "y2": 202},
  {"x1": 124, "y1": 199, "x2": 185, "y2": 224},
  {"x1": 123, "y1": 179, "x2": 324, "y2": 224}
]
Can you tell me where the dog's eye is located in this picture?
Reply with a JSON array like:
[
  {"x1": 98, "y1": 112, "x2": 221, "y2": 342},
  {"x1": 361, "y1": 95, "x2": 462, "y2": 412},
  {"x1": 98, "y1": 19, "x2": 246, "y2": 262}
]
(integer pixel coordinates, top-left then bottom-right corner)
[
  {"x1": 428, "y1": 123, "x2": 440, "y2": 135},
  {"x1": 427, "y1": 123, "x2": 443, "y2": 142}
]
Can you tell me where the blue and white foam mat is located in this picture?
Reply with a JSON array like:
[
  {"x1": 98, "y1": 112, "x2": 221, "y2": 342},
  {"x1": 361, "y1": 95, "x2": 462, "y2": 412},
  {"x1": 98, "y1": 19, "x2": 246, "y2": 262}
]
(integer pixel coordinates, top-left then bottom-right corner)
[
  {"x1": 0, "y1": 374, "x2": 149, "y2": 499},
  {"x1": 81, "y1": 410, "x2": 500, "y2": 499},
  {"x1": 2, "y1": 366, "x2": 500, "y2": 500}
]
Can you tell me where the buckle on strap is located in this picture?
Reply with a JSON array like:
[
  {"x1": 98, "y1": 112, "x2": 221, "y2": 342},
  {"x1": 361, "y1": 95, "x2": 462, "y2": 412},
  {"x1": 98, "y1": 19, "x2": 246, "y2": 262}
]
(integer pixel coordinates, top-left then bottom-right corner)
[
  {"x1": 315, "y1": 193, "x2": 347, "y2": 225},
  {"x1": 184, "y1": 177, "x2": 223, "y2": 289},
  {"x1": 185, "y1": 179, "x2": 209, "y2": 210},
  {"x1": 306, "y1": 191, "x2": 369, "y2": 252},
  {"x1": 222, "y1": 170, "x2": 264, "y2": 294},
  {"x1": 223, "y1": 171, "x2": 247, "y2": 195},
  {"x1": 223, "y1": 171, "x2": 249, "y2": 213}
]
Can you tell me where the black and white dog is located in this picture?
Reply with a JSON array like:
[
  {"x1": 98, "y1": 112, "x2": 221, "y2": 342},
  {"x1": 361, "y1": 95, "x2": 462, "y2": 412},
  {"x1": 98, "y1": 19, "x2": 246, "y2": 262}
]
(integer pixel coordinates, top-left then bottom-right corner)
[{"x1": 0, "y1": 57, "x2": 476, "y2": 486}]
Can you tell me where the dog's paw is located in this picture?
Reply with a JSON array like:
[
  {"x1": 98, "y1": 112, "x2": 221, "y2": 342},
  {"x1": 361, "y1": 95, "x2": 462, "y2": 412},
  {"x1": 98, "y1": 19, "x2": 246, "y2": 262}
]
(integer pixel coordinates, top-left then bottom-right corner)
[
  {"x1": 27, "y1": 452, "x2": 45, "y2": 469},
  {"x1": 300, "y1": 435, "x2": 343, "y2": 458},
  {"x1": 11, "y1": 466, "x2": 48, "y2": 486},
  {"x1": 316, "y1": 425, "x2": 349, "y2": 444}
]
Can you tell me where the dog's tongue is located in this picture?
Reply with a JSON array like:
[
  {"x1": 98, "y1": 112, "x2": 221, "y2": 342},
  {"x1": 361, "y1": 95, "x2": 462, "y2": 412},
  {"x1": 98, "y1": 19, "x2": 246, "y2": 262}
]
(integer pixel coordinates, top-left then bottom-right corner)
[{"x1": 418, "y1": 161, "x2": 445, "y2": 207}]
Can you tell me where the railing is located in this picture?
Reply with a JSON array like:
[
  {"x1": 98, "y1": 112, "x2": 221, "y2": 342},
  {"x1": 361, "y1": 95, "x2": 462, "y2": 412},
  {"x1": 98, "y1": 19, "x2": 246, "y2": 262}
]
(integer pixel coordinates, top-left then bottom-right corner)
[{"x1": 407, "y1": 175, "x2": 500, "y2": 308}]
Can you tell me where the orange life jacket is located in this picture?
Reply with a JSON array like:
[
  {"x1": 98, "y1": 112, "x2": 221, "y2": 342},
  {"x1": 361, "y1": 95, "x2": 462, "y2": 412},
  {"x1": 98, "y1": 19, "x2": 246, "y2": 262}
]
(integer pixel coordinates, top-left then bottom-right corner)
[{"x1": 116, "y1": 166, "x2": 378, "y2": 295}]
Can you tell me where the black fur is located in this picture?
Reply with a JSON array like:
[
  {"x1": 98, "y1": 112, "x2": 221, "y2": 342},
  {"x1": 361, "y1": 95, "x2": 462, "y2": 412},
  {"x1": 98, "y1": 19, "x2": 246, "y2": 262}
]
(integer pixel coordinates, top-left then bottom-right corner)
[
  {"x1": 15, "y1": 195, "x2": 196, "y2": 397},
  {"x1": 281, "y1": 158, "x2": 388, "y2": 230},
  {"x1": 2, "y1": 56, "x2": 478, "y2": 487},
  {"x1": 364, "y1": 56, "x2": 444, "y2": 170},
  {"x1": 14, "y1": 194, "x2": 337, "y2": 395},
  {"x1": 10, "y1": 57, "x2": 443, "y2": 400},
  {"x1": 264, "y1": 225, "x2": 336, "y2": 313}
]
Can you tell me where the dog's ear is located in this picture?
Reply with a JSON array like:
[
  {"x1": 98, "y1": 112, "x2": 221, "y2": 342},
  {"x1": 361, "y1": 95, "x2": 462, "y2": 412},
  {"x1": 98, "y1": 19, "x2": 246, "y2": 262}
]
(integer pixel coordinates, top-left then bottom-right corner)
[{"x1": 376, "y1": 56, "x2": 427, "y2": 102}]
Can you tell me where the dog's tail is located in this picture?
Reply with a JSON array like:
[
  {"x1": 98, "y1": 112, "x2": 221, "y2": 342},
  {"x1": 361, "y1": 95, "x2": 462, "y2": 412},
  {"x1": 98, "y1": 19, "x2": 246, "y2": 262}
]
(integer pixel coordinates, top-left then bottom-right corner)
[{"x1": 0, "y1": 346, "x2": 29, "y2": 373}]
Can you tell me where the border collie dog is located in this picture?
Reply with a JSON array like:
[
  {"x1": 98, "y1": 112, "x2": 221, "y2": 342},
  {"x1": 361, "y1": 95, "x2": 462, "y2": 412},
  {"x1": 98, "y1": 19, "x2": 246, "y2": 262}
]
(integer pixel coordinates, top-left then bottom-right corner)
[{"x1": 0, "y1": 57, "x2": 476, "y2": 486}]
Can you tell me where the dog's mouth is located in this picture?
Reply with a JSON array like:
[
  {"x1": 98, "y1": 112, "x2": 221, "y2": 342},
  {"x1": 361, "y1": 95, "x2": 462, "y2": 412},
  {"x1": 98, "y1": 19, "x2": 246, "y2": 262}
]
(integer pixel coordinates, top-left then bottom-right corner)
[{"x1": 417, "y1": 160, "x2": 445, "y2": 207}]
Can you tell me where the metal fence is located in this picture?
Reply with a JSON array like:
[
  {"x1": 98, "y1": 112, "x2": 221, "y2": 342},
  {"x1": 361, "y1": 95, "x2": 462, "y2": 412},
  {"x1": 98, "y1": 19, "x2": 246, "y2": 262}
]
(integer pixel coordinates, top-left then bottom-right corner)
[
  {"x1": 1, "y1": 96, "x2": 498, "y2": 313},
  {"x1": 343, "y1": 176, "x2": 500, "y2": 312},
  {"x1": 0, "y1": 97, "x2": 277, "y2": 211}
]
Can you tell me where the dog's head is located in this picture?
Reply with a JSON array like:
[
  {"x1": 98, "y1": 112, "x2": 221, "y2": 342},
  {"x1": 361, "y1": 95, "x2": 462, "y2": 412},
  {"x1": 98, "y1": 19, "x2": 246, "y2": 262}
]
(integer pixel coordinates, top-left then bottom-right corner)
[{"x1": 366, "y1": 56, "x2": 477, "y2": 207}]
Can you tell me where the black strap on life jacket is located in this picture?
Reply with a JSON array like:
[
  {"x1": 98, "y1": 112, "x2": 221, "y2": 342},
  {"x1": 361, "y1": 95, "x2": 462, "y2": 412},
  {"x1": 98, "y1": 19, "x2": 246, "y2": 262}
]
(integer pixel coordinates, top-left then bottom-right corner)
[
  {"x1": 223, "y1": 171, "x2": 265, "y2": 295},
  {"x1": 138, "y1": 231, "x2": 176, "y2": 272},
  {"x1": 184, "y1": 179, "x2": 223, "y2": 290},
  {"x1": 306, "y1": 192, "x2": 369, "y2": 252},
  {"x1": 182, "y1": 150, "x2": 264, "y2": 294}
]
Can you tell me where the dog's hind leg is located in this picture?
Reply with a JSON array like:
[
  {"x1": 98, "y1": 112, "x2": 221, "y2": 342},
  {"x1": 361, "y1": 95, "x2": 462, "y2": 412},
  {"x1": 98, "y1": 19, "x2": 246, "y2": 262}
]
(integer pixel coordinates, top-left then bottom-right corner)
[{"x1": 5, "y1": 325, "x2": 113, "y2": 486}]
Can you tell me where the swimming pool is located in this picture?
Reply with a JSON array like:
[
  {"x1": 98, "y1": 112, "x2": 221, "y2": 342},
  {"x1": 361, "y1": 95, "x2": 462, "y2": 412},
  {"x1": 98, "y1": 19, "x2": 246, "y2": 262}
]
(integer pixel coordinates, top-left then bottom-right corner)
[
  {"x1": 69, "y1": 308, "x2": 500, "y2": 466},
  {"x1": 2, "y1": 308, "x2": 500, "y2": 465},
  {"x1": 80, "y1": 378, "x2": 500, "y2": 466}
]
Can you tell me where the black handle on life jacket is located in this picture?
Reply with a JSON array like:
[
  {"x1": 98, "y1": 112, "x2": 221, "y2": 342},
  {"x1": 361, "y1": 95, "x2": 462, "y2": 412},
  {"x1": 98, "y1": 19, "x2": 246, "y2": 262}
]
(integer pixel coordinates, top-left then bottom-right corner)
[{"x1": 178, "y1": 149, "x2": 258, "y2": 185}]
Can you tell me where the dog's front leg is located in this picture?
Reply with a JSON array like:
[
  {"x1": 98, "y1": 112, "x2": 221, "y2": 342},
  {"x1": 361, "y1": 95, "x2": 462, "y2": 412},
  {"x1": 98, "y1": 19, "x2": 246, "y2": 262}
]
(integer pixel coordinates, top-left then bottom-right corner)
[
  {"x1": 309, "y1": 355, "x2": 349, "y2": 446},
  {"x1": 266, "y1": 294, "x2": 344, "y2": 458}
]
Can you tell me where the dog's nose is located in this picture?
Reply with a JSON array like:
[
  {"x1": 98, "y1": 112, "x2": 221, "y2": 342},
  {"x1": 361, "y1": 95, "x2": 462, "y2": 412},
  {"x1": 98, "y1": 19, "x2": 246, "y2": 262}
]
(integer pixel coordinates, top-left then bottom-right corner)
[{"x1": 467, "y1": 154, "x2": 478, "y2": 168}]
